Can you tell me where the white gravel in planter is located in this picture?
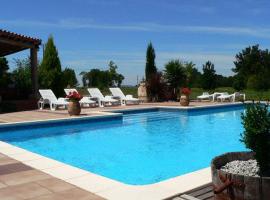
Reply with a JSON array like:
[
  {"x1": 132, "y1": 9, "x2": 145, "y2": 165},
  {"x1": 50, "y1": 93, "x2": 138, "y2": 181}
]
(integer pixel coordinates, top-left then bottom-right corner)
[{"x1": 221, "y1": 159, "x2": 260, "y2": 177}]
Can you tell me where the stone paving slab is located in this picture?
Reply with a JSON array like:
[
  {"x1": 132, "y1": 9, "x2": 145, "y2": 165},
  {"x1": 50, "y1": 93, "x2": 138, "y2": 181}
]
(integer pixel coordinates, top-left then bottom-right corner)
[{"x1": 0, "y1": 155, "x2": 105, "y2": 200}]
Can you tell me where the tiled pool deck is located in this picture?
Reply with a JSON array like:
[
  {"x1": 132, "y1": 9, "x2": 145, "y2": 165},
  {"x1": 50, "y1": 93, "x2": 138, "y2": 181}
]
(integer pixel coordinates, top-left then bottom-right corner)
[
  {"x1": 0, "y1": 101, "x2": 241, "y2": 200},
  {"x1": 0, "y1": 153, "x2": 105, "y2": 200},
  {"x1": 0, "y1": 101, "x2": 225, "y2": 123}
]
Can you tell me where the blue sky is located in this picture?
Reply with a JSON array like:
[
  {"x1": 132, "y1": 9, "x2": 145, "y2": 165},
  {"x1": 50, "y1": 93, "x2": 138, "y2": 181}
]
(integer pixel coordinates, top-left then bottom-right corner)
[{"x1": 2, "y1": 0, "x2": 270, "y2": 85}]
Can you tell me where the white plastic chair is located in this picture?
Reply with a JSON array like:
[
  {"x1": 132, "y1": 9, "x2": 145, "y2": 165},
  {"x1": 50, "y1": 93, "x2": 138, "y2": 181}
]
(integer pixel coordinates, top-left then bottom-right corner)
[
  {"x1": 87, "y1": 88, "x2": 119, "y2": 107},
  {"x1": 38, "y1": 89, "x2": 68, "y2": 110},
  {"x1": 109, "y1": 87, "x2": 140, "y2": 105}
]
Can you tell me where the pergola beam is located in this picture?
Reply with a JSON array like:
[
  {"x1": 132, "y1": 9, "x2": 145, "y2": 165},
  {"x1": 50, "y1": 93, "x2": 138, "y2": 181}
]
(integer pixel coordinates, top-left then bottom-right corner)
[
  {"x1": 0, "y1": 29, "x2": 41, "y2": 99},
  {"x1": 0, "y1": 38, "x2": 35, "y2": 49}
]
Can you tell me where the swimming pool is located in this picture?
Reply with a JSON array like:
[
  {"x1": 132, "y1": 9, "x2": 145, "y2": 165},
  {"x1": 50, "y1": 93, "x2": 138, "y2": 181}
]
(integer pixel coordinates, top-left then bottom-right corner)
[{"x1": 0, "y1": 105, "x2": 246, "y2": 185}]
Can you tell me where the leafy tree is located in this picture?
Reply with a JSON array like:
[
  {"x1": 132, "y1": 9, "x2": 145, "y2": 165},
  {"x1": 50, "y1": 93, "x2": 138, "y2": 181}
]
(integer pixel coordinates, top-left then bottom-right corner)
[
  {"x1": 201, "y1": 61, "x2": 216, "y2": 90},
  {"x1": 233, "y1": 45, "x2": 270, "y2": 90},
  {"x1": 216, "y1": 75, "x2": 234, "y2": 88},
  {"x1": 233, "y1": 74, "x2": 245, "y2": 91},
  {"x1": 11, "y1": 58, "x2": 32, "y2": 99},
  {"x1": 241, "y1": 103, "x2": 270, "y2": 176},
  {"x1": 164, "y1": 59, "x2": 187, "y2": 99},
  {"x1": 184, "y1": 61, "x2": 201, "y2": 87},
  {"x1": 145, "y1": 42, "x2": 157, "y2": 81},
  {"x1": 62, "y1": 67, "x2": 78, "y2": 88},
  {"x1": 108, "y1": 61, "x2": 124, "y2": 87},
  {"x1": 39, "y1": 35, "x2": 63, "y2": 96},
  {"x1": 81, "y1": 61, "x2": 124, "y2": 89},
  {"x1": 0, "y1": 57, "x2": 10, "y2": 88}
]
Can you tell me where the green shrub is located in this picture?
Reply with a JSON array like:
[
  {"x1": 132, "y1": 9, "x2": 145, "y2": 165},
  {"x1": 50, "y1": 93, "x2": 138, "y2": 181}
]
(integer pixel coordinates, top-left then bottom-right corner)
[{"x1": 241, "y1": 103, "x2": 270, "y2": 175}]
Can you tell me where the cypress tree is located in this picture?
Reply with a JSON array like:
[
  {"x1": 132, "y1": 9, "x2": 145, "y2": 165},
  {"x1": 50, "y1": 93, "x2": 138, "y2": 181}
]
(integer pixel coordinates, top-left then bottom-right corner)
[
  {"x1": 39, "y1": 35, "x2": 63, "y2": 96},
  {"x1": 145, "y1": 42, "x2": 157, "y2": 81}
]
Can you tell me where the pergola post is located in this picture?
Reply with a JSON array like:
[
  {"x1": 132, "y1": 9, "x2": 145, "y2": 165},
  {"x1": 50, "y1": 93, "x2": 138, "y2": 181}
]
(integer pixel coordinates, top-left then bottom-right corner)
[{"x1": 30, "y1": 47, "x2": 38, "y2": 99}]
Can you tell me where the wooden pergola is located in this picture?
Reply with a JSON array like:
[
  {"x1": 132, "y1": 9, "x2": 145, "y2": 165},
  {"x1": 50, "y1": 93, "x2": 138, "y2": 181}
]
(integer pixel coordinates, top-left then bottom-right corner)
[{"x1": 0, "y1": 29, "x2": 41, "y2": 98}]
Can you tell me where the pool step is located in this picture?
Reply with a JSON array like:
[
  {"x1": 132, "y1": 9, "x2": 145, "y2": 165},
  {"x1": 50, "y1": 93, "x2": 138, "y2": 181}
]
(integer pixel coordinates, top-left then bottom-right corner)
[{"x1": 123, "y1": 111, "x2": 183, "y2": 124}]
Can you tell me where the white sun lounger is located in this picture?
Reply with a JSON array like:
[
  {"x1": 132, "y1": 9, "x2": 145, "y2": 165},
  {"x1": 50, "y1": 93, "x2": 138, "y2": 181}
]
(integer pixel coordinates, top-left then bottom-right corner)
[
  {"x1": 198, "y1": 92, "x2": 228, "y2": 102},
  {"x1": 38, "y1": 89, "x2": 68, "y2": 110},
  {"x1": 64, "y1": 88, "x2": 96, "y2": 107},
  {"x1": 217, "y1": 92, "x2": 232, "y2": 102},
  {"x1": 233, "y1": 92, "x2": 246, "y2": 102},
  {"x1": 109, "y1": 87, "x2": 140, "y2": 106},
  {"x1": 217, "y1": 92, "x2": 246, "y2": 102},
  {"x1": 87, "y1": 88, "x2": 119, "y2": 107},
  {"x1": 197, "y1": 92, "x2": 212, "y2": 101}
]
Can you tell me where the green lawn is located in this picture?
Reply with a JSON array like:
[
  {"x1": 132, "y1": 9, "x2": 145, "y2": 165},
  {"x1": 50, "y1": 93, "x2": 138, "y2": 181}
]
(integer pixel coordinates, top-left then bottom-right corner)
[
  {"x1": 190, "y1": 87, "x2": 270, "y2": 101},
  {"x1": 77, "y1": 86, "x2": 270, "y2": 101}
]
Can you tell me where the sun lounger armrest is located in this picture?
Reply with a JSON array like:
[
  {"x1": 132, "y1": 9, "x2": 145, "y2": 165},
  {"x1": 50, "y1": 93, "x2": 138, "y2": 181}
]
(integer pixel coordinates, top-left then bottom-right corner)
[{"x1": 126, "y1": 95, "x2": 134, "y2": 99}]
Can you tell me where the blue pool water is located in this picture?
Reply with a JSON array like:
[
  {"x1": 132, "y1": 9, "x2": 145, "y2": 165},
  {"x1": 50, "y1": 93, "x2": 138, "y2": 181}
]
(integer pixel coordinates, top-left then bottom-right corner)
[{"x1": 0, "y1": 105, "x2": 247, "y2": 185}]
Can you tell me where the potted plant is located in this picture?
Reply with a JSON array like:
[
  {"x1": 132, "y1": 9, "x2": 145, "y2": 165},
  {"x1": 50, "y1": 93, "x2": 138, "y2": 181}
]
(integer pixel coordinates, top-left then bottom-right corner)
[
  {"x1": 211, "y1": 103, "x2": 270, "y2": 200},
  {"x1": 180, "y1": 87, "x2": 191, "y2": 106},
  {"x1": 66, "y1": 91, "x2": 83, "y2": 115}
]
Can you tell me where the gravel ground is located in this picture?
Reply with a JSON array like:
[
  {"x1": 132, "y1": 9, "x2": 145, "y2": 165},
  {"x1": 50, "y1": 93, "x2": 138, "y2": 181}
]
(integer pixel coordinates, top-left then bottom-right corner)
[{"x1": 221, "y1": 159, "x2": 259, "y2": 177}]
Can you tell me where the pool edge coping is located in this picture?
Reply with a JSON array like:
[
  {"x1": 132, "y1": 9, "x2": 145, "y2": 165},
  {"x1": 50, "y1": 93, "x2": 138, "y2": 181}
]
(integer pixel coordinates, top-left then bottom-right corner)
[{"x1": 0, "y1": 141, "x2": 211, "y2": 200}]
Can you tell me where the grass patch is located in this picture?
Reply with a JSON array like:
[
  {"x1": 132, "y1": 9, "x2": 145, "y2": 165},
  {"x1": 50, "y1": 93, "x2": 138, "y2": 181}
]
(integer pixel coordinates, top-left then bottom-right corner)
[{"x1": 76, "y1": 86, "x2": 270, "y2": 101}]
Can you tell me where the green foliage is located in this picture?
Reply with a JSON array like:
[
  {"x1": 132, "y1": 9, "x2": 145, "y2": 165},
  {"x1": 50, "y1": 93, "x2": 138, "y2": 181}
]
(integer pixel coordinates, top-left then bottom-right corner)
[
  {"x1": 247, "y1": 75, "x2": 262, "y2": 90},
  {"x1": 80, "y1": 61, "x2": 124, "y2": 89},
  {"x1": 164, "y1": 59, "x2": 187, "y2": 98},
  {"x1": 39, "y1": 35, "x2": 63, "y2": 96},
  {"x1": 233, "y1": 75, "x2": 245, "y2": 91},
  {"x1": 108, "y1": 61, "x2": 124, "y2": 87},
  {"x1": 0, "y1": 57, "x2": 10, "y2": 88},
  {"x1": 241, "y1": 103, "x2": 270, "y2": 175},
  {"x1": 145, "y1": 42, "x2": 157, "y2": 81},
  {"x1": 201, "y1": 61, "x2": 216, "y2": 90},
  {"x1": 11, "y1": 58, "x2": 32, "y2": 98},
  {"x1": 62, "y1": 68, "x2": 78, "y2": 88},
  {"x1": 185, "y1": 61, "x2": 202, "y2": 87},
  {"x1": 216, "y1": 75, "x2": 234, "y2": 88},
  {"x1": 233, "y1": 45, "x2": 270, "y2": 90},
  {"x1": 146, "y1": 71, "x2": 169, "y2": 101}
]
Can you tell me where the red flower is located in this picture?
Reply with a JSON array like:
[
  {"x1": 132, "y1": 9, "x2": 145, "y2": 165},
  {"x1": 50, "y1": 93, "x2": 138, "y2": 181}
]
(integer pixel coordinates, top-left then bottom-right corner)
[
  {"x1": 66, "y1": 91, "x2": 83, "y2": 101},
  {"x1": 181, "y1": 87, "x2": 191, "y2": 95}
]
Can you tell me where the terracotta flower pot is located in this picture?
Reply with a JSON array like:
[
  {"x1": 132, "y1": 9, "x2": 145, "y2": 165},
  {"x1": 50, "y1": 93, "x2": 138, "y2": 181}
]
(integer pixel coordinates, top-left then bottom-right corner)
[
  {"x1": 68, "y1": 101, "x2": 81, "y2": 116},
  {"x1": 180, "y1": 95, "x2": 190, "y2": 106}
]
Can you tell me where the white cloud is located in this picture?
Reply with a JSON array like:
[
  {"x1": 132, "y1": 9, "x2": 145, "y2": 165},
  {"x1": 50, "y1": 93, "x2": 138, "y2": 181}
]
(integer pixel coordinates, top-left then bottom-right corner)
[
  {"x1": 1, "y1": 18, "x2": 270, "y2": 38},
  {"x1": 60, "y1": 50, "x2": 235, "y2": 85}
]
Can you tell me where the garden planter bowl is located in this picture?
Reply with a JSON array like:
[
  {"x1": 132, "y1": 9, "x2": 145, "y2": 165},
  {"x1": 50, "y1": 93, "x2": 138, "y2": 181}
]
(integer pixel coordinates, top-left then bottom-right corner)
[
  {"x1": 180, "y1": 95, "x2": 189, "y2": 106},
  {"x1": 211, "y1": 152, "x2": 270, "y2": 200},
  {"x1": 68, "y1": 101, "x2": 81, "y2": 116}
]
